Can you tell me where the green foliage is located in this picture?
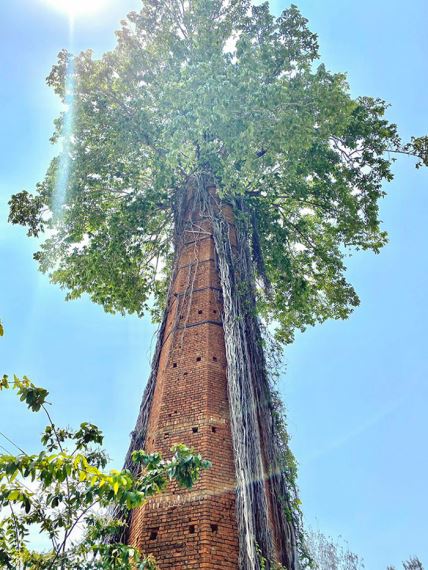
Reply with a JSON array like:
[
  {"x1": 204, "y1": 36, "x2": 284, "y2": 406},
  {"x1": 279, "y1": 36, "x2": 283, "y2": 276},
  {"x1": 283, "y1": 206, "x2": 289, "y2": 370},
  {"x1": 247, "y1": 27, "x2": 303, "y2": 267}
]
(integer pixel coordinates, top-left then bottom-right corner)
[
  {"x1": 0, "y1": 324, "x2": 210, "y2": 569},
  {"x1": 401, "y1": 137, "x2": 428, "y2": 169},
  {"x1": 9, "y1": 375, "x2": 49, "y2": 412},
  {"x1": 257, "y1": 543, "x2": 288, "y2": 570},
  {"x1": 8, "y1": 0, "x2": 426, "y2": 343}
]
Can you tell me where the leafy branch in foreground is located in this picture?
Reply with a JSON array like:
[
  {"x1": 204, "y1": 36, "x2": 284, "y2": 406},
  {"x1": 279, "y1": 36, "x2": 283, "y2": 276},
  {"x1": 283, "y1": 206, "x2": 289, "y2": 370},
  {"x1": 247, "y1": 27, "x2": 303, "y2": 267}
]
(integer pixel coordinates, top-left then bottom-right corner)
[{"x1": 0, "y1": 326, "x2": 209, "y2": 569}]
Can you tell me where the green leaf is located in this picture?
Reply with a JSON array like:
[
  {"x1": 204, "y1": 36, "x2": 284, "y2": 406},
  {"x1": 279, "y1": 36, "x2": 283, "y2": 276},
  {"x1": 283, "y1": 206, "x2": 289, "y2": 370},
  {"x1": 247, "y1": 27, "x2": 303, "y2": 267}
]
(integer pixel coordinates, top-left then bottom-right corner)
[
  {"x1": 14, "y1": 377, "x2": 49, "y2": 412},
  {"x1": 7, "y1": 490, "x2": 20, "y2": 501},
  {"x1": 0, "y1": 375, "x2": 9, "y2": 390}
]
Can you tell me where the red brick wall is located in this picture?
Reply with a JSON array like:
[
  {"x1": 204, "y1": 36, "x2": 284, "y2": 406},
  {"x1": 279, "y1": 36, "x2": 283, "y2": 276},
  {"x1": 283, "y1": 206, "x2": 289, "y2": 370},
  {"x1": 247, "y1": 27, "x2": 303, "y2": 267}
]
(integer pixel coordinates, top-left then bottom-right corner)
[{"x1": 128, "y1": 201, "x2": 240, "y2": 568}]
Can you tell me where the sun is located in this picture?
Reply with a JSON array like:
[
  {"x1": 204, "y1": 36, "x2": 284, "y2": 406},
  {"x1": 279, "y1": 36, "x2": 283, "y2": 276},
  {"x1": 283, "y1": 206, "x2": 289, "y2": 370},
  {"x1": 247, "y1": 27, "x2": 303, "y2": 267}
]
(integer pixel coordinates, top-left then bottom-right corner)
[{"x1": 43, "y1": 0, "x2": 107, "y2": 18}]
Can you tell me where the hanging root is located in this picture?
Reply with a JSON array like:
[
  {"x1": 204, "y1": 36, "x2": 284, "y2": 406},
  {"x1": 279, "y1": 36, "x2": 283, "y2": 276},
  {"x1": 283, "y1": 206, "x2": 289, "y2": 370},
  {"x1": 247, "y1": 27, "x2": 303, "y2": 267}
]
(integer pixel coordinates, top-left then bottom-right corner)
[
  {"x1": 250, "y1": 208, "x2": 272, "y2": 295},
  {"x1": 208, "y1": 190, "x2": 300, "y2": 570}
]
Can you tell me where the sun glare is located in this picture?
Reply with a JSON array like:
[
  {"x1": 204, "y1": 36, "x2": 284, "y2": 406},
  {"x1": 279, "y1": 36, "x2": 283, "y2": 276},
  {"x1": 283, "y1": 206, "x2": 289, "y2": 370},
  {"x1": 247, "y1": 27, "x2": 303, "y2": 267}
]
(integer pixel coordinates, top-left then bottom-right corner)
[{"x1": 43, "y1": 0, "x2": 107, "y2": 18}]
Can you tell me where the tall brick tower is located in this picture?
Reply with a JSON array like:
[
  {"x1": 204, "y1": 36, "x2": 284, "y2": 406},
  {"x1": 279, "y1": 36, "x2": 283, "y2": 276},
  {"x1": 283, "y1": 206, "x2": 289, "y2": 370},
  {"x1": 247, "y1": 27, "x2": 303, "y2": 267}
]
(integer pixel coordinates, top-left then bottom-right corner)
[{"x1": 127, "y1": 186, "x2": 240, "y2": 568}]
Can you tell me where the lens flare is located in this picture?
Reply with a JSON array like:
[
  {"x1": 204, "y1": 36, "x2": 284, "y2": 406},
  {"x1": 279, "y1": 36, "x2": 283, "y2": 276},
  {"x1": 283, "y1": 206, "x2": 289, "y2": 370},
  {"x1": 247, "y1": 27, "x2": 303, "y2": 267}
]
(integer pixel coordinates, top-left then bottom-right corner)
[
  {"x1": 42, "y1": 0, "x2": 108, "y2": 215},
  {"x1": 52, "y1": 58, "x2": 75, "y2": 216}
]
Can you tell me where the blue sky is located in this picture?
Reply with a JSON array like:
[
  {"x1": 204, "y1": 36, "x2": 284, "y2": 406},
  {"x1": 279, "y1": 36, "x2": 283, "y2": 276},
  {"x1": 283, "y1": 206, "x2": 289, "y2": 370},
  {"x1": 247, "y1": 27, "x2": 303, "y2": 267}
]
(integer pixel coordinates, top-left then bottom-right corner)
[{"x1": 0, "y1": 0, "x2": 427, "y2": 567}]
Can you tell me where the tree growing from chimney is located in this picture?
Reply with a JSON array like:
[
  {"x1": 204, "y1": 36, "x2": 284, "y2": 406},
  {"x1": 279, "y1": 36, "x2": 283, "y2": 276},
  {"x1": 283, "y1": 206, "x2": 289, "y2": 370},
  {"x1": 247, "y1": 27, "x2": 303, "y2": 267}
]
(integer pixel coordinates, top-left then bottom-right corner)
[{"x1": 9, "y1": 1, "x2": 428, "y2": 568}]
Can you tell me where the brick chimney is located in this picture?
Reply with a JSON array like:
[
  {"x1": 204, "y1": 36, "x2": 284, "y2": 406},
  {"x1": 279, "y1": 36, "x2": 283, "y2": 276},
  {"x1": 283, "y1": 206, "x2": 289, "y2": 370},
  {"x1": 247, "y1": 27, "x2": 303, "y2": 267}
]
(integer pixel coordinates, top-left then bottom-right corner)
[{"x1": 127, "y1": 186, "x2": 240, "y2": 568}]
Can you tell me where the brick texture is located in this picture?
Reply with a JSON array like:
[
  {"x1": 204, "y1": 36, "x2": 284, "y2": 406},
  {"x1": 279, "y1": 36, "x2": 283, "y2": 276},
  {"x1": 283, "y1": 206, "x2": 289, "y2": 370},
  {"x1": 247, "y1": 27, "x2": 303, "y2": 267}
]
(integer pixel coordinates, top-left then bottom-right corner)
[{"x1": 128, "y1": 196, "x2": 240, "y2": 568}]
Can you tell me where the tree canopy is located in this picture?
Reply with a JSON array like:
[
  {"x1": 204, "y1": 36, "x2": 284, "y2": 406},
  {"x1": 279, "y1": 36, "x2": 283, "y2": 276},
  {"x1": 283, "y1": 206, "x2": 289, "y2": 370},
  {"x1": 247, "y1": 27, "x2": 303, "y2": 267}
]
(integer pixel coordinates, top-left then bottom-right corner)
[{"x1": 9, "y1": 0, "x2": 428, "y2": 342}]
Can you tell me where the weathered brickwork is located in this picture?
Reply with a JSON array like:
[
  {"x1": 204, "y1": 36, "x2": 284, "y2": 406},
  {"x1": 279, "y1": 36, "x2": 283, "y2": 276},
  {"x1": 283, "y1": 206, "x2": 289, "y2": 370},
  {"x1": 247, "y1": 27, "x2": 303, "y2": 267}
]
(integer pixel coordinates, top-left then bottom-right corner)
[{"x1": 128, "y1": 199, "x2": 240, "y2": 568}]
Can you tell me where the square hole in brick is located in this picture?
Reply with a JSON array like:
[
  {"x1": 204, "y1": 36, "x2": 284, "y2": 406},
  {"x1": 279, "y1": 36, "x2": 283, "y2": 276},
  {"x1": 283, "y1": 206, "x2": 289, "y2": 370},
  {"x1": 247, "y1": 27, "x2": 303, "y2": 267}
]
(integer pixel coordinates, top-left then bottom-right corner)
[
  {"x1": 210, "y1": 524, "x2": 218, "y2": 533},
  {"x1": 196, "y1": 356, "x2": 201, "y2": 362},
  {"x1": 212, "y1": 356, "x2": 217, "y2": 362},
  {"x1": 192, "y1": 427, "x2": 198, "y2": 433},
  {"x1": 198, "y1": 310, "x2": 203, "y2": 314},
  {"x1": 213, "y1": 309, "x2": 217, "y2": 314},
  {"x1": 149, "y1": 528, "x2": 159, "y2": 540},
  {"x1": 189, "y1": 525, "x2": 195, "y2": 534},
  {"x1": 211, "y1": 426, "x2": 217, "y2": 433},
  {"x1": 173, "y1": 362, "x2": 177, "y2": 368}
]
